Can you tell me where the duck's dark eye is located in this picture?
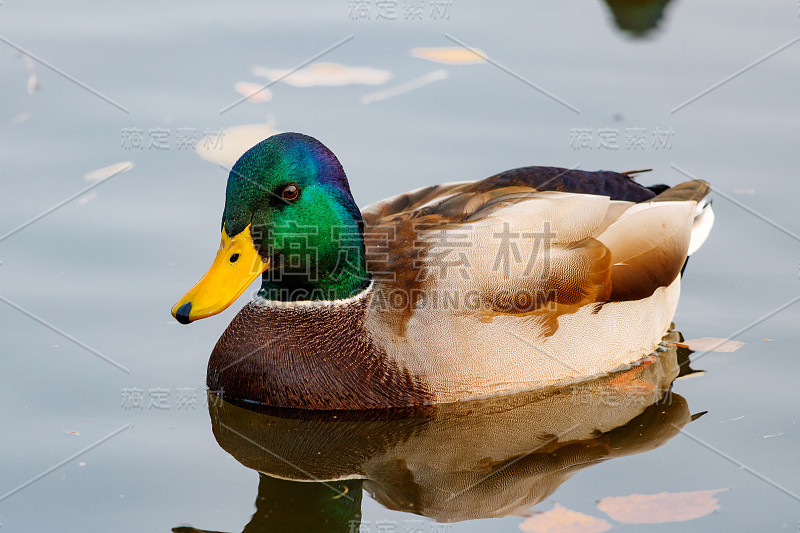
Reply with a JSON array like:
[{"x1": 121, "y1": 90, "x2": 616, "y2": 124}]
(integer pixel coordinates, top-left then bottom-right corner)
[
  {"x1": 229, "y1": 253, "x2": 240, "y2": 263},
  {"x1": 281, "y1": 183, "x2": 300, "y2": 202}
]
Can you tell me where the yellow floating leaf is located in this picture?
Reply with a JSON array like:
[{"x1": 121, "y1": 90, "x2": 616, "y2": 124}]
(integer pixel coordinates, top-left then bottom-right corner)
[
  {"x1": 77, "y1": 191, "x2": 97, "y2": 205},
  {"x1": 27, "y1": 73, "x2": 40, "y2": 94},
  {"x1": 84, "y1": 161, "x2": 133, "y2": 182},
  {"x1": 10, "y1": 111, "x2": 32, "y2": 125},
  {"x1": 684, "y1": 337, "x2": 744, "y2": 353},
  {"x1": 361, "y1": 70, "x2": 448, "y2": 104},
  {"x1": 234, "y1": 82, "x2": 272, "y2": 103},
  {"x1": 195, "y1": 122, "x2": 281, "y2": 166},
  {"x1": 520, "y1": 504, "x2": 612, "y2": 533},
  {"x1": 597, "y1": 489, "x2": 728, "y2": 524},
  {"x1": 411, "y1": 46, "x2": 486, "y2": 65},
  {"x1": 252, "y1": 63, "x2": 391, "y2": 87},
  {"x1": 21, "y1": 53, "x2": 41, "y2": 93}
]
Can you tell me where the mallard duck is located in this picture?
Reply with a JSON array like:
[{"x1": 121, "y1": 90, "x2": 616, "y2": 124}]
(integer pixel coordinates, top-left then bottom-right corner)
[{"x1": 171, "y1": 132, "x2": 713, "y2": 410}]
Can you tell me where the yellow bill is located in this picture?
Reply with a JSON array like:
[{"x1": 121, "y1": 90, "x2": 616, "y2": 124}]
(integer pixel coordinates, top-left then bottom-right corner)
[{"x1": 171, "y1": 224, "x2": 269, "y2": 324}]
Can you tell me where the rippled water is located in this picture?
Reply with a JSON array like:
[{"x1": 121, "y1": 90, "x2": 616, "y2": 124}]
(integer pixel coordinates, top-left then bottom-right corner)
[{"x1": 2, "y1": 1, "x2": 799, "y2": 531}]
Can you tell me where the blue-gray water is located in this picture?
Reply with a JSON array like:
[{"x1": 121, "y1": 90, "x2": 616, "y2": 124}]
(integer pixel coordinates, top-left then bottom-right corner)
[{"x1": 1, "y1": 1, "x2": 799, "y2": 531}]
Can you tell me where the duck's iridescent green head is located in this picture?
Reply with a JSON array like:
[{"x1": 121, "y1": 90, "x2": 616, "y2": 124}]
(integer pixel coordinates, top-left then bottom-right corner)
[
  {"x1": 222, "y1": 132, "x2": 360, "y2": 239},
  {"x1": 171, "y1": 133, "x2": 369, "y2": 324}
]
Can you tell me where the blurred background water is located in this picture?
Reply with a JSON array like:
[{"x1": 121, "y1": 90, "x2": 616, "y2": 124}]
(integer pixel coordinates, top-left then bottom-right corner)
[{"x1": 1, "y1": 0, "x2": 799, "y2": 531}]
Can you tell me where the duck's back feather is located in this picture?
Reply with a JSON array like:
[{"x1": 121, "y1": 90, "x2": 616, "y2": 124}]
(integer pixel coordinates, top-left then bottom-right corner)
[
  {"x1": 362, "y1": 166, "x2": 661, "y2": 222},
  {"x1": 364, "y1": 167, "x2": 709, "y2": 330},
  {"x1": 358, "y1": 167, "x2": 710, "y2": 402}
]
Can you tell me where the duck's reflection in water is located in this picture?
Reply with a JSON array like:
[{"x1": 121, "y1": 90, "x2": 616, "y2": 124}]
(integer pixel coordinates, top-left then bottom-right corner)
[{"x1": 174, "y1": 329, "x2": 702, "y2": 532}]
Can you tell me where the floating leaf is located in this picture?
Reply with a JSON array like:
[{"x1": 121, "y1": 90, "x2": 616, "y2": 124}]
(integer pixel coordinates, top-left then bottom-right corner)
[
  {"x1": 520, "y1": 504, "x2": 612, "y2": 533},
  {"x1": 195, "y1": 122, "x2": 281, "y2": 166},
  {"x1": 362, "y1": 70, "x2": 448, "y2": 104},
  {"x1": 20, "y1": 53, "x2": 40, "y2": 93},
  {"x1": 10, "y1": 112, "x2": 32, "y2": 125},
  {"x1": 77, "y1": 191, "x2": 97, "y2": 205},
  {"x1": 411, "y1": 46, "x2": 486, "y2": 65},
  {"x1": 684, "y1": 337, "x2": 744, "y2": 353},
  {"x1": 234, "y1": 82, "x2": 272, "y2": 103},
  {"x1": 84, "y1": 161, "x2": 133, "y2": 182},
  {"x1": 597, "y1": 489, "x2": 728, "y2": 524},
  {"x1": 27, "y1": 73, "x2": 40, "y2": 94},
  {"x1": 252, "y1": 63, "x2": 391, "y2": 87}
]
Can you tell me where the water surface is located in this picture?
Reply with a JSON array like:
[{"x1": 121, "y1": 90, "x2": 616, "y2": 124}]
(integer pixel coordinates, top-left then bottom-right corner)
[{"x1": 1, "y1": 1, "x2": 799, "y2": 531}]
